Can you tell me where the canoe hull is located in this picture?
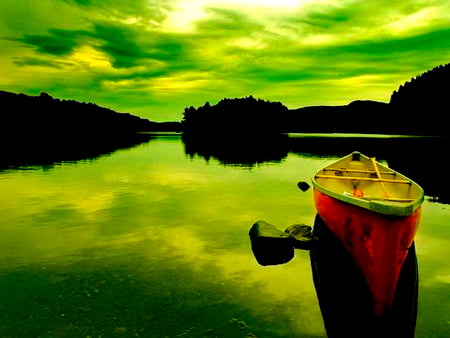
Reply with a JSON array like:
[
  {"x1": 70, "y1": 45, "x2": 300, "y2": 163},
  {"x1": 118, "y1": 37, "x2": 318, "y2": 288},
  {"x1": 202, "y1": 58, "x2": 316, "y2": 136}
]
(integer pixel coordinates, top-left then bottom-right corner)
[{"x1": 314, "y1": 189, "x2": 421, "y2": 316}]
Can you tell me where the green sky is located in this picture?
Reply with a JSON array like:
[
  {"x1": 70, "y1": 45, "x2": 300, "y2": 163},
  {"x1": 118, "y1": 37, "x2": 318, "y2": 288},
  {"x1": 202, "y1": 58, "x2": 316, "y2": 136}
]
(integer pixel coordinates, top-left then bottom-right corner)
[{"x1": 1, "y1": 0, "x2": 449, "y2": 121}]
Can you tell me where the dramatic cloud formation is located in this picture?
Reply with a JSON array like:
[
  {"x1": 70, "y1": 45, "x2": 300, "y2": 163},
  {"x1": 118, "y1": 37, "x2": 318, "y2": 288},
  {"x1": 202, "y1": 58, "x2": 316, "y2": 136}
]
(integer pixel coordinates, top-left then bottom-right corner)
[{"x1": 1, "y1": 0, "x2": 449, "y2": 121}]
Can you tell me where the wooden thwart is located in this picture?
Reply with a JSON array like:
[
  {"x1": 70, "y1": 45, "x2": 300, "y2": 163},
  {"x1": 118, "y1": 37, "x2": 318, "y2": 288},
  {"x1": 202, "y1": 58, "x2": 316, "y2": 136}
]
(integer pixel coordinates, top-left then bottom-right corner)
[
  {"x1": 324, "y1": 167, "x2": 395, "y2": 175},
  {"x1": 315, "y1": 174, "x2": 411, "y2": 184}
]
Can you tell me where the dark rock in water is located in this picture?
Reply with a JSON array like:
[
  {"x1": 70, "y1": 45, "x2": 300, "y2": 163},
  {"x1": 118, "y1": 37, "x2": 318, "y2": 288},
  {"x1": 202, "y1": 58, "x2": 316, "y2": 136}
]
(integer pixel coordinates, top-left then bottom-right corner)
[
  {"x1": 285, "y1": 224, "x2": 314, "y2": 250},
  {"x1": 297, "y1": 181, "x2": 311, "y2": 192},
  {"x1": 249, "y1": 221, "x2": 294, "y2": 266},
  {"x1": 249, "y1": 221, "x2": 315, "y2": 266}
]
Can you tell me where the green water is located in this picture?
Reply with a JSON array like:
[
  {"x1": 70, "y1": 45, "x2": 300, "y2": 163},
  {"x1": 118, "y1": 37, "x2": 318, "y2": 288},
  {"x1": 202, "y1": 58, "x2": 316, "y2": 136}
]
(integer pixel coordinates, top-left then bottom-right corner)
[{"x1": 0, "y1": 134, "x2": 448, "y2": 337}]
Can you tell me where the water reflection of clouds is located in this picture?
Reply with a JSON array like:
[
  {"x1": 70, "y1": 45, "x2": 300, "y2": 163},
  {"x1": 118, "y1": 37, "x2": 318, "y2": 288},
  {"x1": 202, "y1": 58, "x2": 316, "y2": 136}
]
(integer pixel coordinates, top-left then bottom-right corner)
[
  {"x1": 2, "y1": 203, "x2": 325, "y2": 335},
  {"x1": 149, "y1": 168, "x2": 211, "y2": 189},
  {"x1": 72, "y1": 192, "x2": 115, "y2": 219},
  {"x1": 150, "y1": 225, "x2": 325, "y2": 335}
]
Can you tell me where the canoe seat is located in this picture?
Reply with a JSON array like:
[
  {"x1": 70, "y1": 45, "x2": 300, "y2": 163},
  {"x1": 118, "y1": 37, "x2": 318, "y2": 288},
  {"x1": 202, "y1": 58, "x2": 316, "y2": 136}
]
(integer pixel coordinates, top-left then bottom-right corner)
[
  {"x1": 324, "y1": 167, "x2": 395, "y2": 175},
  {"x1": 315, "y1": 174, "x2": 412, "y2": 184}
]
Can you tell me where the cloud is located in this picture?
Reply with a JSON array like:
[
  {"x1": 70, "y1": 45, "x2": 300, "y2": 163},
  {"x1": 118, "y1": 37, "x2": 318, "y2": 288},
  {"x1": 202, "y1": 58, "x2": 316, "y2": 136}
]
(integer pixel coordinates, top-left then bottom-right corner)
[
  {"x1": 19, "y1": 29, "x2": 84, "y2": 56},
  {"x1": 62, "y1": 0, "x2": 172, "y2": 24},
  {"x1": 91, "y1": 23, "x2": 147, "y2": 68},
  {"x1": 12, "y1": 56, "x2": 71, "y2": 69},
  {"x1": 196, "y1": 7, "x2": 264, "y2": 34}
]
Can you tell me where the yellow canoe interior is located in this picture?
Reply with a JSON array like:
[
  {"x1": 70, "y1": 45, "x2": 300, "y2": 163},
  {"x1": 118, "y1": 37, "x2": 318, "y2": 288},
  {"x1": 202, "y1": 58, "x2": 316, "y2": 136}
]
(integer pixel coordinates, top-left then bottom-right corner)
[{"x1": 313, "y1": 152, "x2": 424, "y2": 216}]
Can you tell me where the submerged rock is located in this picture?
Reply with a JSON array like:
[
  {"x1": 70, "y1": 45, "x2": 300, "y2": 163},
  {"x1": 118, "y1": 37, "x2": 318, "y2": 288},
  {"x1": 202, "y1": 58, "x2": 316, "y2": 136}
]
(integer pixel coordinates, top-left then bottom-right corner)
[{"x1": 249, "y1": 221, "x2": 314, "y2": 266}]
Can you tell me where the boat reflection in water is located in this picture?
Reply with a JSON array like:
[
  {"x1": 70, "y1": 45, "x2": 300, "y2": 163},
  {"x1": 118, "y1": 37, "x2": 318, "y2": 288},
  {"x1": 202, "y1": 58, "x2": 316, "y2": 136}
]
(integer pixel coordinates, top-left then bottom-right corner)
[
  {"x1": 311, "y1": 214, "x2": 418, "y2": 338},
  {"x1": 249, "y1": 215, "x2": 418, "y2": 338}
]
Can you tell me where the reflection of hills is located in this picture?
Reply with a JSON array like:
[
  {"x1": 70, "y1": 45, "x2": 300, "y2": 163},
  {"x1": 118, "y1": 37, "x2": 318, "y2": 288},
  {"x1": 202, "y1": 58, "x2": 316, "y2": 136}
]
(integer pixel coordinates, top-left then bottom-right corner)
[
  {"x1": 182, "y1": 133, "x2": 289, "y2": 168},
  {"x1": 0, "y1": 132, "x2": 153, "y2": 170}
]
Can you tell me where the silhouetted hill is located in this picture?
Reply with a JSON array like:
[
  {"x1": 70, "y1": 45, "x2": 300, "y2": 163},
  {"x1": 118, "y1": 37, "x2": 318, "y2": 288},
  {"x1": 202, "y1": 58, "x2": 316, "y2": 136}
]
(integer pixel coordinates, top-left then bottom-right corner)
[
  {"x1": 287, "y1": 100, "x2": 392, "y2": 134},
  {"x1": 181, "y1": 98, "x2": 400, "y2": 135},
  {"x1": 289, "y1": 63, "x2": 449, "y2": 135},
  {"x1": 0, "y1": 91, "x2": 180, "y2": 136}
]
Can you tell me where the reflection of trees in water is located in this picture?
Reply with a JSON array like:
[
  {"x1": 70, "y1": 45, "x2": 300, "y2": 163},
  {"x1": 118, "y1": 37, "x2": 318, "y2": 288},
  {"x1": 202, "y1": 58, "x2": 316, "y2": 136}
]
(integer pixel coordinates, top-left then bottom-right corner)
[
  {"x1": 0, "y1": 133, "x2": 153, "y2": 170},
  {"x1": 183, "y1": 133, "x2": 449, "y2": 203},
  {"x1": 182, "y1": 133, "x2": 289, "y2": 168}
]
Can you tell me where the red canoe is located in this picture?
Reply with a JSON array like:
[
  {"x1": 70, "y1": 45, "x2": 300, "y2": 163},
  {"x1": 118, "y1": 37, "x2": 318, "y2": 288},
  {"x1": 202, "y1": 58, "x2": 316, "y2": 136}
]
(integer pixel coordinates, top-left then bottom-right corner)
[{"x1": 312, "y1": 151, "x2": 424, "y2": 316}]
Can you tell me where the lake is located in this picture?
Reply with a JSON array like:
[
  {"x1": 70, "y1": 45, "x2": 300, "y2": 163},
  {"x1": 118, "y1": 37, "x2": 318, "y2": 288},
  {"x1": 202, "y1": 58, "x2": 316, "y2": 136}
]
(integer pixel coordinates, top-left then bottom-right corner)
[{"x1": 0, "y1": 133, "x2": 448, "y2": 337}]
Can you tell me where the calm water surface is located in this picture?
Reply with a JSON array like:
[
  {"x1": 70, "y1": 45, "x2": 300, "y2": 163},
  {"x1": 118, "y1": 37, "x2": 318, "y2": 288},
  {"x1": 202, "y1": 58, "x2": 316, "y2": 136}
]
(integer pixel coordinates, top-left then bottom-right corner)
[{"x1": 0, "y1": 134, "x2": 448, "y2": 337}]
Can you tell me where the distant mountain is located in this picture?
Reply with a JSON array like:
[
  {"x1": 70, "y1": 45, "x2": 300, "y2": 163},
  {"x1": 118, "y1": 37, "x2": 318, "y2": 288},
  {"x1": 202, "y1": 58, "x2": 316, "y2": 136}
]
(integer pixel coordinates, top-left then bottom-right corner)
[{"x1": 286, "y1": 100, "x2": 392, "y2": 134}]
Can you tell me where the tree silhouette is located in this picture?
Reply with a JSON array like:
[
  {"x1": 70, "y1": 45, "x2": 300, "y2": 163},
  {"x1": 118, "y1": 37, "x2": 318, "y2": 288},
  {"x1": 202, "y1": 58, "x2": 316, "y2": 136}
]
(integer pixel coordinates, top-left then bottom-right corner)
[
  {"x1": 389, "y1": 63, "x2": 449, "y2": 135},
  {"x1": 182, "y1": 96, "x2": 289, "y2": 135}
]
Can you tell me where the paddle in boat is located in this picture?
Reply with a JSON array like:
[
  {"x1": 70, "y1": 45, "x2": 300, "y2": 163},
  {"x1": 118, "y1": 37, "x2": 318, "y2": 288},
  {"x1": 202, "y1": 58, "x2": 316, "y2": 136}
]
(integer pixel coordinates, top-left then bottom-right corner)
[{"x1": 311, "y1": 151, "x2": 424, "y2": 317}]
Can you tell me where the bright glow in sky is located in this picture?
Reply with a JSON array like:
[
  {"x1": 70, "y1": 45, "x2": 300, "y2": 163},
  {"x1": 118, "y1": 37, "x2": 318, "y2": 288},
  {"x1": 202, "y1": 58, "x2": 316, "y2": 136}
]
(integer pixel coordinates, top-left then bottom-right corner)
[{"x1": 1, "y1": 0, "x2": 449, "y2": 121}]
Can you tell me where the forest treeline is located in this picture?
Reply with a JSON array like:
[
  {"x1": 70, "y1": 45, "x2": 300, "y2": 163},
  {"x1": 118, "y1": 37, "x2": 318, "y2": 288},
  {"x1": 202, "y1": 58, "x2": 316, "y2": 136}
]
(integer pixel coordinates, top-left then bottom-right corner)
[
  {"x1": 183, "y1": 62, "x2": 449, "y2": 136},
  {"x1": 182, "y1": 96, "x2": 288, "y2": 135},
  {"x1": 1, "y1": 62, "x2": 448, "y2": 138},
  {"x1": 390, "y1": 63, "x2": 450, "y2": 108},
  {"x1": 0, "y1": 91, "x2": 179, "y2": 137}
]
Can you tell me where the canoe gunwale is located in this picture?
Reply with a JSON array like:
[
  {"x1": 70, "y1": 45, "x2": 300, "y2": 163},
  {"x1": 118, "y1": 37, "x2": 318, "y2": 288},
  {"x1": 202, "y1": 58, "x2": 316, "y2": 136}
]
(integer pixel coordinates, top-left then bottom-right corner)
[{"x1": 312, "y1": 152, "x2": 424, "y2": 217}]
